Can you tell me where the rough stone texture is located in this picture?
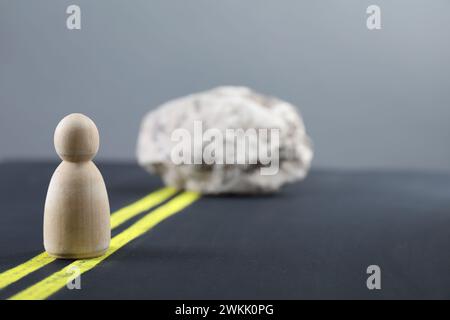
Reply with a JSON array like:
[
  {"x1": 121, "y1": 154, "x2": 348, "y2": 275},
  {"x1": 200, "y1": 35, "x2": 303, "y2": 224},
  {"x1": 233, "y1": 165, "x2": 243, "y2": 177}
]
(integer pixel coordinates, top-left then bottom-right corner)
[{"x1": 136, "y1": 86, "x2": 313, "y2": 194}]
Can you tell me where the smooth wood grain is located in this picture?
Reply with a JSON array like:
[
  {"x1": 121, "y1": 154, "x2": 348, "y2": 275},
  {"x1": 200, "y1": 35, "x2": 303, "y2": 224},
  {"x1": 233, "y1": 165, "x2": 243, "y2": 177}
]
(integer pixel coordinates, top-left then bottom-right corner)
[{"x1": 44, "y1": 114, "x2": 110, "y2": 259}]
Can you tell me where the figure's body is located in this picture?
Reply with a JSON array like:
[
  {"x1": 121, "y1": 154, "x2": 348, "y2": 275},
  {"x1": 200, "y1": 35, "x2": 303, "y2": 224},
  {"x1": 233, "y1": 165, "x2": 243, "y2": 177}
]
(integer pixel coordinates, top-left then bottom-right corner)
[{"x1": 44, "y1": 113, "x2": 110, "y2": 259}]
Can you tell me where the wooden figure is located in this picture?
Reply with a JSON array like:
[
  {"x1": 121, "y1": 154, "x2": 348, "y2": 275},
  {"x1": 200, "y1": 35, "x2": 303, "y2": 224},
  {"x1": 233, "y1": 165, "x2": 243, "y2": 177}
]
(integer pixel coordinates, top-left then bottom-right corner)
[{"x1": 44, "y1": 113, "x2": 110, "y2": 259}]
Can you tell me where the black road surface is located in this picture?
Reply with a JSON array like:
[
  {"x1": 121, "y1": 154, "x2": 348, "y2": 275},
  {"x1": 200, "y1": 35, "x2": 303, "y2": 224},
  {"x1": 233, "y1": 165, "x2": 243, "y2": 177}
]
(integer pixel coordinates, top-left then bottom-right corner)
[{"x1": 0, "y1": 162, "x2": 449, "y2": 299}]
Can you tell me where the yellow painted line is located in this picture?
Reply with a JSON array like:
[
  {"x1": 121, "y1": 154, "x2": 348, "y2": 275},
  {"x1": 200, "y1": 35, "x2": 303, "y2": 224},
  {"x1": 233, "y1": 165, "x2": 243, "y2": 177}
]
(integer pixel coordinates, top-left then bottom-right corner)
[
  {"x1": 0, "y1": 253, "x2": 55, "y2": 291},
  {"x1": 0, "y1": 187, "x2": 177, "y2": 291},
  {"x1": 110, "y1": 187, "x2": 177, "y2": 229},
  {"x1": 10, "y1": 191, "x2": 200, "y2": 300}
]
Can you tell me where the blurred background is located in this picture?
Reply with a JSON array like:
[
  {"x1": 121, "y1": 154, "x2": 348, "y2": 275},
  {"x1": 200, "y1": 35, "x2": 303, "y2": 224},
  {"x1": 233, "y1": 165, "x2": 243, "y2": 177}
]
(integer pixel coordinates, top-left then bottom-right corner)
[{"x1": 1, "y1": 0, "x2": 449, "y2": 170}]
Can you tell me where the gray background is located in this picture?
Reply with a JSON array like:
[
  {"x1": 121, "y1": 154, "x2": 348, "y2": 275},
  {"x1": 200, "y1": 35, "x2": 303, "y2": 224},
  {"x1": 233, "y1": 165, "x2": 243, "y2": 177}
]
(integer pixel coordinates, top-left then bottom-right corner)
[{"x1": 1, "y1": 0, "x2": 449, "y2": 170}]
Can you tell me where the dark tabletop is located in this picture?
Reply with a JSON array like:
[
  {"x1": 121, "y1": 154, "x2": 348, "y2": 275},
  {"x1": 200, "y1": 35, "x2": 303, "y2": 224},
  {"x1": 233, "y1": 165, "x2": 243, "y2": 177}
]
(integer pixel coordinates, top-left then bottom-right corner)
[{"x1": 0, "y1": 161, "x2": 449, "y2": 299}]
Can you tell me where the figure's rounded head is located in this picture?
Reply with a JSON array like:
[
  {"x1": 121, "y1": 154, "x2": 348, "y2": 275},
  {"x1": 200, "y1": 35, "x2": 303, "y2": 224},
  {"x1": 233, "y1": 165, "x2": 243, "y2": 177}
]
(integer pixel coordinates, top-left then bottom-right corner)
[{"x1": 54, "y1": 113, "x2": 99, "y2": 162}]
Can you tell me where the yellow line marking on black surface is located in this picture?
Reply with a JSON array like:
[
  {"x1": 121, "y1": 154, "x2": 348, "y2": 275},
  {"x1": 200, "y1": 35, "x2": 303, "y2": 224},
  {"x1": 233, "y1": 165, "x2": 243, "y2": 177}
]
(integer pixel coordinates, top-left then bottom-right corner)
[
  {"x1": 0, "y1": 187, "x2": 177, "y2": 291},
  {"x1": 9, "y1": 191, "x2": 200, "y2": 300},
  {"x1": 110, "y1": 187, "x2": 177, "y2": 229},
  {"x1": 0, "y1": 253, "x2": 55, "y2": 291}
]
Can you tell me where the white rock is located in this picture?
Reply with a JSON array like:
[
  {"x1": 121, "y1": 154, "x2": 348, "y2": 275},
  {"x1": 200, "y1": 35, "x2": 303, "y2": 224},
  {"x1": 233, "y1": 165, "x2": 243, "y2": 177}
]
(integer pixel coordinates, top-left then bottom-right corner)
[{"x1": 136, "y1": 86, "x2": 313, "y2": 194}]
